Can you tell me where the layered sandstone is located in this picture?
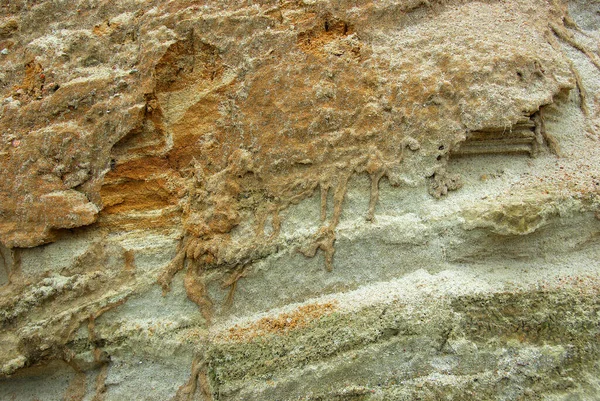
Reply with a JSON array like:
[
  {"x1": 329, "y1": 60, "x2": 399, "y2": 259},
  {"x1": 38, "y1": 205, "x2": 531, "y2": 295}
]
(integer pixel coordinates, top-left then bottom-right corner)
[{"x1": 1, "y1": 0, "x2": 600, "y2": 400}]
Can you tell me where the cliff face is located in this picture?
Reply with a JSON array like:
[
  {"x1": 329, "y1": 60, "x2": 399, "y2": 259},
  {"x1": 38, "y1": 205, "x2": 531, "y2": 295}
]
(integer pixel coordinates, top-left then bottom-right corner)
[{"x1": 1, "y1": 0, "x2": 600, "y2": 400}]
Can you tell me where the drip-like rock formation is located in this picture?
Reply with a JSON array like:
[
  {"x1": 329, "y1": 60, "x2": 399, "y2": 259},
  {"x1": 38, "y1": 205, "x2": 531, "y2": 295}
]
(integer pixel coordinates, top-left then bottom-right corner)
[{"x1": 1, "y1": 0, "x2": 600, "y2": 400}]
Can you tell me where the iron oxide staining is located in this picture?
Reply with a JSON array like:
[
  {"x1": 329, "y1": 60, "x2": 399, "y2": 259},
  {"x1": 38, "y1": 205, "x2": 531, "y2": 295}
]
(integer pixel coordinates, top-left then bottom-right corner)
[
  {"x1": 148, "y1": 3, "x2": 581, "y2": 320},
  {"x1": 297, "y1": 14, "x2": 360, "y2": 60},
  {"x1": 154, "y1": 31, "x2": 224, "y2": 93},
  {"x1": 2, "y1": 1, "x2": 600, "y2": 399},
  {"x1": 173, "y1": 356, "x2": 213, "y2": 401}
]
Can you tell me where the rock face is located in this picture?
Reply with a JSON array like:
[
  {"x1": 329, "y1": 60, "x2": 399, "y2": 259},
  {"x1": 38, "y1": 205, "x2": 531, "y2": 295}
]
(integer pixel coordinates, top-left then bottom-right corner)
[{"x1": 1, "y1": 0, "x2": 600, "y2": 399}]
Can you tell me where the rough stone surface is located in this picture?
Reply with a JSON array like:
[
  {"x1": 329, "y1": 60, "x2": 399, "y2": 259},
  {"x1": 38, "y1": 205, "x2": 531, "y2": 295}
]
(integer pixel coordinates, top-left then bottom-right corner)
[{"x1": 1, "y1": 0, "x2": 600, "y2": 400}]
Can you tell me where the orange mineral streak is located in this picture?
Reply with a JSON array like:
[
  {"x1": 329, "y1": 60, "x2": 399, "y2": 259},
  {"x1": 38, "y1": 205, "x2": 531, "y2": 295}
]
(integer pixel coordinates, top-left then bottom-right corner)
[
  {"x1": 101, "y1": 169, "x2": 178, "y2": 214},
  {"x1": 218, "y1": 301, "x2": 338, "y2": 342},
  {"x1": 19, "y1": 60, "x2": 45, "y2": 99}
]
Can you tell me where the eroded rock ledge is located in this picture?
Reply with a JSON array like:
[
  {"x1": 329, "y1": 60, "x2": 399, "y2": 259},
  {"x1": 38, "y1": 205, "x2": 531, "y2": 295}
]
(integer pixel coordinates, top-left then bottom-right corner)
[{"x1": 1, "y1": 0, "x2": 600, "y2": 400}]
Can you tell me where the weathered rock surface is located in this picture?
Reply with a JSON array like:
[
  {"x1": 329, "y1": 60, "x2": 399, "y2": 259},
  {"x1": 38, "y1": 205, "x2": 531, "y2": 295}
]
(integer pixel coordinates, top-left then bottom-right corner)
[{"x1": 1, "y1": 0, "x2": 600, "y2": 399}]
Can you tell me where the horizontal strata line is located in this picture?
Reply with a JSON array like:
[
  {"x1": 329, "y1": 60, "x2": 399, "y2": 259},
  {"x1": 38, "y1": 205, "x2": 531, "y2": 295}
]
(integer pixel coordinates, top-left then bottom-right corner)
[
  {"x1": 99, "y1": 206, "x2": 182, "y2": 218},
  {"x1": 458, "y1": 139, "x2": 535, "y2": 146},
  {"x1": 465, "y1": 131, "x2": 535, "y2": 139},
  {"x1": 470, "y1": 124, "x2": 536, "y2": 133},
  {"x1": 209, "y1": 264, "x2": 600, "y2": 338},
  {"x1": 453, "y1": 146, "x2": 533, "y2": 155}
]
